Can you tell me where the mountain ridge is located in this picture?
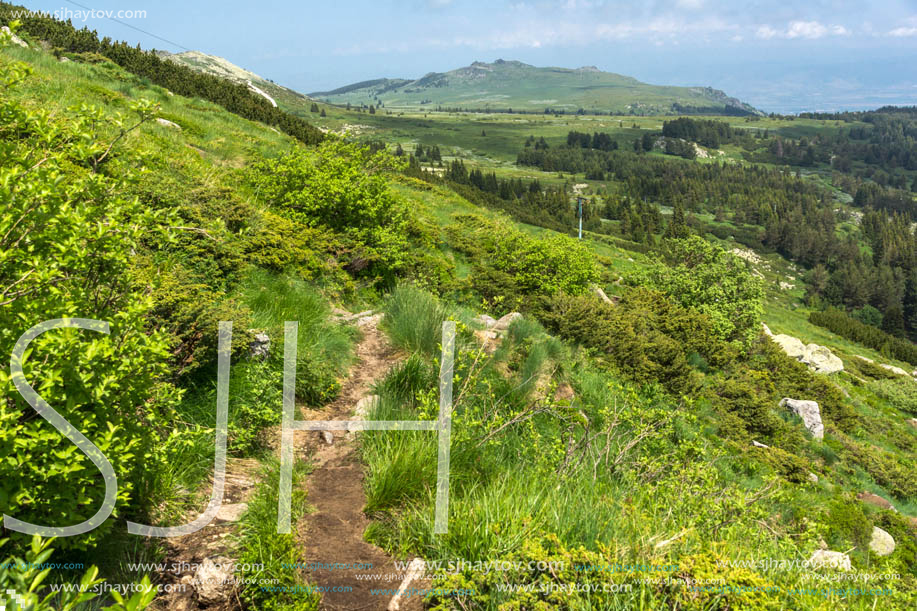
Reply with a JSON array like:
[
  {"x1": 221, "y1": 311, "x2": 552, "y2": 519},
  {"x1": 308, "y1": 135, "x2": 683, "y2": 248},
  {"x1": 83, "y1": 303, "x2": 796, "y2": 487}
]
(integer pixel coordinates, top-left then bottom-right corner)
[{"x1": 310, "y1": 58, "x2": 762, "y2": 116}]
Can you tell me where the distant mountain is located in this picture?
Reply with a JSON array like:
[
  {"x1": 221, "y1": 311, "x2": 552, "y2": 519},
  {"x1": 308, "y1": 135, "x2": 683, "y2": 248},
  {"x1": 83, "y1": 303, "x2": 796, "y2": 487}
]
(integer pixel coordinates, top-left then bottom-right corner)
[
  {"x1": 310, "y1": 59, "x2": 761, "y2": 116},
  {"x1": 158, "y1": 50, "x2": 312, "y2": 110}
]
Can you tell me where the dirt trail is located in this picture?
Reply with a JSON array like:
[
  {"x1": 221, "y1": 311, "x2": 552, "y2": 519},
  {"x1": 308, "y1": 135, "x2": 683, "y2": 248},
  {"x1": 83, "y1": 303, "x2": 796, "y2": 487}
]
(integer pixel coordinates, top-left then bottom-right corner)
[
  {"x1": 296, "y1": 315, "x2": 425, "y2": 611},
  {"x1": 151, "y1": 458, "x2": 260, "y2": 611}
]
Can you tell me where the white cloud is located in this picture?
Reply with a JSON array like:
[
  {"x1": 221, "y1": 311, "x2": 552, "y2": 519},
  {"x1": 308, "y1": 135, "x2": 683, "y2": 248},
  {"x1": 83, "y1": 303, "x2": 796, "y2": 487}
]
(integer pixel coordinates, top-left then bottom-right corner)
[
  {"x1": 755, "y1": 21, "x2": 851, "y2": 40},
  {"x1": 786, "y1": 21, "x2": 827, "y2": 39},
  {"x1": 755, "y1": 25, "x2": 778, "y2": 39},
  {"x1": 889, "y1": 26, "x2": 917, "y2": 37}
]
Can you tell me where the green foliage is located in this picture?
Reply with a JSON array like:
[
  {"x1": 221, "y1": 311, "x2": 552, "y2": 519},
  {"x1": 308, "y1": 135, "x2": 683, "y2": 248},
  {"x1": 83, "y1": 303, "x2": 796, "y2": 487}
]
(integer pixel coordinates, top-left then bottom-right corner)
[
  {"x1": 235, "y1": 459, "x2": 319, "y2": 611},
  {"x1": 538, "y1": 289, "x2": 723, "y2": 393},
  {"x1": 709, "y1": 372, "x2": 783, "y2": 440},
  {"x1": 868, "y1": 378, "x2": 917, "y2": 415},
  {"x1": 445, "y1": 213, "x2": 598, "y2": 311},
  {"x1": 0, "y1": 44, "x2": 179, "y2": 550},
  {"x1": 635, "y1": 236, "x2": 764, "y2": 349},
  {"x1": 249, "y1": 141, "x2": 412, "y2": 277},
  {"x1": 382, "y1": 284, "x2": 451, "y2": 355},
  {"x1": 825, "y1": 497, "x2": 872, "y2": 549},
  {"x1": 240, "y1": 270, "x2": 353, "y2": 405},
  {"x1": 747, "y1": 338, "x2": 857, "y2": 432},
  {"x1": 0, "y1": 536, "x2": 155, "y2": 610},
  {"x1": 810, "y1": 307, "x2": 917, "y2": 366}
]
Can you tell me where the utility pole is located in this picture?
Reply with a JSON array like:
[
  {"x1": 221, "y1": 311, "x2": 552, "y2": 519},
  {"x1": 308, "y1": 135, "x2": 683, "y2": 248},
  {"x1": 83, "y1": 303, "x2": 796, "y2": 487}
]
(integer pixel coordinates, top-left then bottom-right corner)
[{"x1": 577, "y1": 197, "x2": 584, "y2": 239}]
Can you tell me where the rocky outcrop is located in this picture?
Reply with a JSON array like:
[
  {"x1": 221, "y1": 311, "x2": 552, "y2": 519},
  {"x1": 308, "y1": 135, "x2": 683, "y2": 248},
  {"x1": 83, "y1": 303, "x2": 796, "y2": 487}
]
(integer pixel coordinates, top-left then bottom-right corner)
[
  {"x1": 780, "y1": 398, "x2": 825, "y2": 440},
  {"x1": 804, "y1": 345, "x2": 844, "y2": 374},
  {"x1": 215, "y1": 503, "x2": 248, "y2": 523},
  {"x1": 354, "y1": 394, "x2": 380, "y2": 419},
  {"x1": 881, "y1": 364, "x2": 910, "y2": 377},
  {"x1": 2, "y1": 26, "x2": 28, "y2": 48},
  {"x1": 474, "y1": 314, "x2": 497, "y2": 328},
  {"x1": 869, "y1": 527, "x2": 896, "y2": 556},
  {"x1": 156, "y1": 117, "x2": 182, "y2": 129},
  {"x1": 769, "y1": 332, "x2": 843, "y2": 374},
  {"x1": 492, "y1": 312, "x2": 522, "y2": 332},
  {"x1": 192, "y1": 556, "x2": 235, "y2": 604},
  {"x1": 249, "y1": 331, "x2": 270, "y2": 360},
  {"x1": 808, "y1": 550, "x2": 851, "y2": 571}
]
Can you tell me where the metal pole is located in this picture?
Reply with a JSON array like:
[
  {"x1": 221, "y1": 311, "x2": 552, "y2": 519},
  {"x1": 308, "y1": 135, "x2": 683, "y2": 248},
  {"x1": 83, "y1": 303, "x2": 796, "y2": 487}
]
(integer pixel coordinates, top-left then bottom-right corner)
[{"x1": 577, "y1": 197, "x2": 583, "y2": 239}]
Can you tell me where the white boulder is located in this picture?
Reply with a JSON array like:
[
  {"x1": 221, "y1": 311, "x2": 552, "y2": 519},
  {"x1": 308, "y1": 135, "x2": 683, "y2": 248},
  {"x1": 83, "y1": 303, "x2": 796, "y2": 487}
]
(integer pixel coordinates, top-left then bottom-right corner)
[
  {"x1": 869, "y1": 527, "x2": 895, "y2": 557},
  {"x1": 492, "y1": 312, "x2": 522, "y2": 333},
  {"x1": 808, "y1": 550, "x2": 851, "y2": 571},
  {"x1": 193, "y1": 557, "x2": 235, "y2": 604},
  {"x1": 780, "y1": 398, "x2": 825, "y2": 440},
  {"x1": 156, "y1": 117, "x2": 182, "y2": 129}
]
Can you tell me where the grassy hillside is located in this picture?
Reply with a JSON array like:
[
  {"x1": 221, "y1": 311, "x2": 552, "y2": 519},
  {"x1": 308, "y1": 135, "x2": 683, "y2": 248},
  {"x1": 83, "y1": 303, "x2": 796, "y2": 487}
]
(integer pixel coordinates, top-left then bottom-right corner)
[{"x1": 310, "y1": 59, "x2": 761, "y2": 116}]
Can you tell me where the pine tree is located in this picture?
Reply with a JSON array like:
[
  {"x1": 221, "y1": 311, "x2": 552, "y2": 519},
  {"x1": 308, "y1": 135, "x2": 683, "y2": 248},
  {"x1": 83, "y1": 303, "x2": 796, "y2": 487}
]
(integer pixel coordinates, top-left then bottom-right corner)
[{"x1": 664, "y1": 201, "x2": 690, "y2": 239}]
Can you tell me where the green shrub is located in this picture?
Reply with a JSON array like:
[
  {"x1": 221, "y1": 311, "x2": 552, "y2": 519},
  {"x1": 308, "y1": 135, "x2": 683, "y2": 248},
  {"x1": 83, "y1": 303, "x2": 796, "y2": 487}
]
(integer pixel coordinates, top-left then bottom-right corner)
[
  {"x1": 538, "y1": 289, "x2": 719, "y2": 393},
  {"x1": 383, "y1": 284, "x2": 450, "y2": 355},
  {"x1": 825, "y1": 497, "x2": 872, "y2": 549},
  {"x1": 445, "y1": 213, "x2": 598, "y2": 310},
  {"x1": 0, "y1": 535, "x2": 155, "y2": 610},
  {"x1": 810, "y1": 307, "x2": 917, "y2": 366},
  {"x1": 635, "y1": 236, "x2": 764, "y2": 349},
  {"x1": 249, "y1": 141, "x2": 412, "y2": 276},
  {"x1": 868, "y1": 378, "x2": 917, "y2": 415},
  {"x1": 0, "y1": 51, "x2": 178, "y2": 551}
]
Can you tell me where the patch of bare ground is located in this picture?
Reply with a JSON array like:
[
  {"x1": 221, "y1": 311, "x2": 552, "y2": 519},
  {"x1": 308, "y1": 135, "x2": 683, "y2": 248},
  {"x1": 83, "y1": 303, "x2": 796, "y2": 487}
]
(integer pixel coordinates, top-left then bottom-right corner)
[{"x1": 295, "y1": 314, "x2": 427, "y2": 611}]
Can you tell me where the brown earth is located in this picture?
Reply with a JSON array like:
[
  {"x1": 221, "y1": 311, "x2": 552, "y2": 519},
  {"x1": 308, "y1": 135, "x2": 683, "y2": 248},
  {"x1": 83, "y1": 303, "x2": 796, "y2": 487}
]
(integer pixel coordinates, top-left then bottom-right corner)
[{"x1": 296, "y1": 315, "x2": 426, "y2": 611}]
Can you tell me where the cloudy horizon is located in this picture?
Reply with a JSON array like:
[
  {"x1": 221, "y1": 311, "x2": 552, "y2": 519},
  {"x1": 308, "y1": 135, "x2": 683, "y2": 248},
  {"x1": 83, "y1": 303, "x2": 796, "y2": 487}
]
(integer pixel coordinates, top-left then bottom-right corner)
[{"x1": 18, "y1": 0, "x2": 917, "y2": 113}]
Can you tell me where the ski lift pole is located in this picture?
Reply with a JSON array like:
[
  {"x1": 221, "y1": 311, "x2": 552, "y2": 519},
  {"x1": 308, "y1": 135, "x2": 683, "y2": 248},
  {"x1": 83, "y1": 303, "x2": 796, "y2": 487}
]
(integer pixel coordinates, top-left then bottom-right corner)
[{"x1": 577, "y1": 196, "x2": 583, "y2": 239}]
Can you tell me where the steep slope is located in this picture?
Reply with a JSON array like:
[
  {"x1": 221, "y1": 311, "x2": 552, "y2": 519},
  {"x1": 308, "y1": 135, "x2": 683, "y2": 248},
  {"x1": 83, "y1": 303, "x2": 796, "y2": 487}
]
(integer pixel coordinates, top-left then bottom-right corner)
[
  {"x1": 160, "y1": 49, "x2": 314, "y2": 111},
  {"x1": 311, "y1": 58, "x2": 761, "y2": 115}
]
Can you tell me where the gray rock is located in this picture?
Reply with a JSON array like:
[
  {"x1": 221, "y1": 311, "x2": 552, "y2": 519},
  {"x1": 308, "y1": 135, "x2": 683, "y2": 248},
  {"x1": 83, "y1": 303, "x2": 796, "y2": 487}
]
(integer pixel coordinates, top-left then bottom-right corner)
[
  {"x1": 356, "y1": 312, "x2": 383, "y2": 328},
  {"x1": 593, "y1": 285, "x2": 613, "y2": 304},
  {"x1": 193, "y1": 557, "x2": 234, "y2": 604},
  {"x1": 321, "y1": 430, "x2": 334, "y2": 445},
  {"x1": 58, "y1": 56, "x2": 71, "y2": 62},
  {"x1": 770, "y1": 334, "x2": 843, "y2": 373},
  {"x1": 909, "y1": 418, "x2": 917, "y2": 429},
  {"x1": 772, "y1": 333, "x2": 806, "y2": 360},
  {"x1": 869, "y1": 527, "x2": 895, "y2": 556},
  {"x1": 249, "y1": 332, "x2": 270, "y2": 359},
  {"x1": 2, "y1": 26, "x2": 28, "y2": 48},
  {"x1": 808, "y1": 473, "x2": 819, "y2": 484},
  {"x1": 156, "y1": 117, "x2": 182, "y2": 129},
  {"x1": 751, "y1": 440, "x2": 770, "y2": 448},
  {"x1": 880, "y1": 363, "x2": 910, "y2": 377},
  {"x1": 474, "y1": 314, "x2": 497, "y2": 328},
  {"x1": 492, "y1": 312, "x2": 522, "y2": 333},
  {"x1": 803, "y1": 344, "x2": 844, "y2": 374},
  {"x1": 215, "y1": 503, "x2": 248, "y2": 523},
  {"x1": 808, "y1": 550, "x2": 851, "y2": 571},
  {"x1": 762, "y1": 323, "x2": 774, "y2": 337},
  {"x1": 780, "y1": 398, "x2": 824, "y2": 440},
  {"x1": 354, "y1": 395, "x2": 380, "y2": 419}
]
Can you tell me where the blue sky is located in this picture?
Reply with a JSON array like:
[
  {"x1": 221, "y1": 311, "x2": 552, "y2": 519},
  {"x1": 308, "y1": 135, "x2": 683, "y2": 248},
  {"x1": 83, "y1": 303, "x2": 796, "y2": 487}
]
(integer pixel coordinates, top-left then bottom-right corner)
[{"x1": 18, "y1": 0, "x2": 917, "y2": 112}]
